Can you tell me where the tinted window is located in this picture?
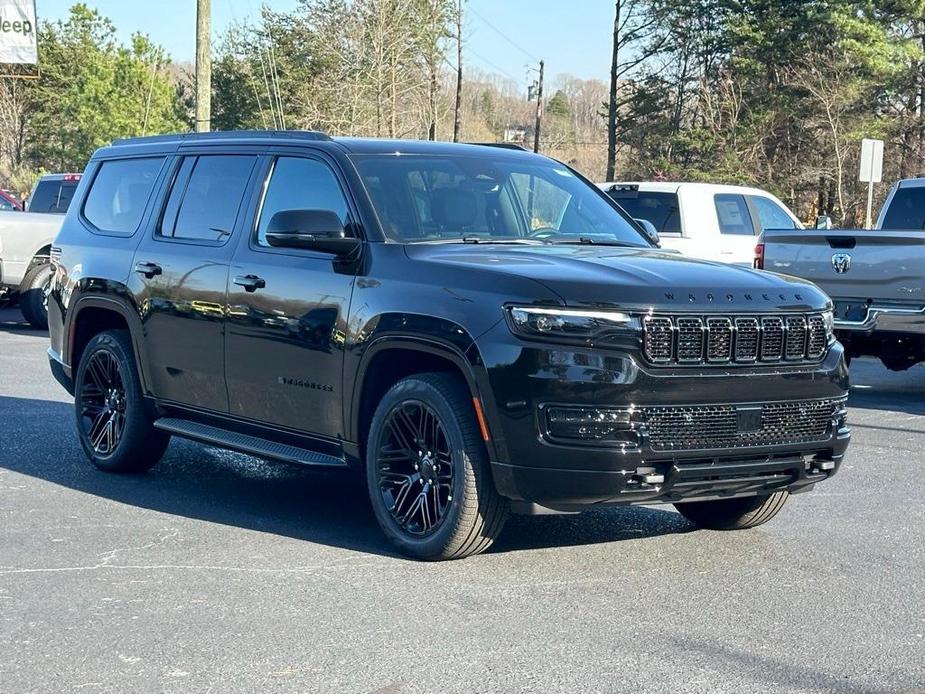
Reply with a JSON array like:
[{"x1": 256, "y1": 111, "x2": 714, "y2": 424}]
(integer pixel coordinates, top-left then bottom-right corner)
[
  {"x1": 256, "y1": 157, "x2": 350, "y2": 247},
  {"x1": 751, "y1": 195, "x2": 797, "y2": 230},
  {"x1": 352, "y1": 154, "x2": 648, "y2": 246},
  {"x1": 880, "y1": 186, "x2": 925, "y2": 230},
  {"x1": 715, "y1": 194, "x2": 755, "y2": 235},
  {"x1": 83, "y1": 159, "x2": 163, "y2": 234},
  {"x1": 160, "y1": 155, "x2": 255, "y2": 242},
  {"x1": 29, "y1": 180, "x2": 79, "y2": 214},
  {"x1": 607, "y1": 190, "x2": 681, "y2": 234},
  {"x1": 0, "y1": 196, "x2": 14, "y2": 210}
]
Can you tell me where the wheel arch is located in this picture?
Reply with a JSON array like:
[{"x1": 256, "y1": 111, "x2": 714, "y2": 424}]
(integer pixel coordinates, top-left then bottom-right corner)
[
  {"x1": 67, "y1": 294, "x2": 152, "y2": 394},
  {"x1": 349, "y1": 335, "x2": 501, "y2": 464}
]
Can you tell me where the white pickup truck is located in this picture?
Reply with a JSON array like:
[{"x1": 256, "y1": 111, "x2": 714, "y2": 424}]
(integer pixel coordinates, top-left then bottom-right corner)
[
  {"x1": 598, "y1": 181, "x2": 803, "y2": 265},
  {"x1": 759, "y1": 227, "x2": 924, "y2": 371},
  {"x1": 0, "y1": 211, "x2": 64, "y2": 329}
]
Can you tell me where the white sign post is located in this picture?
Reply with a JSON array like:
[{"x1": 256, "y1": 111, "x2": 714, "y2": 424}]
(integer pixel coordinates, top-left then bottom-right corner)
[
  {"x1": 859, "y1": 138, "x2": 884, "y2": 229},
  {"x1": 0, "y1": 0, "x2": 37, "y2": 65}
]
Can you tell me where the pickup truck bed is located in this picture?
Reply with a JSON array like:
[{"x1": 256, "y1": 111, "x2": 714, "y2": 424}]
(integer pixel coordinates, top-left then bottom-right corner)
[{"x1": 760, "y1": 229, "x2": 925, "y2": 370}]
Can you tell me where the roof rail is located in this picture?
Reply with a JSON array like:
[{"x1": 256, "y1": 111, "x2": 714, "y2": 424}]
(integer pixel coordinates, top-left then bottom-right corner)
[
  {"x1": 468, "y1": 142, "x2": 529, "y2": 151},
  {"x1": 112, "y1": 129, "x2": 331, "y2": 147}
]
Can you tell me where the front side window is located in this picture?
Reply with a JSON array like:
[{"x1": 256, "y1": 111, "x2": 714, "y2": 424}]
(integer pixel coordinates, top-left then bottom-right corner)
[
  {"x1": 83, "y1": 158, "x2": 164, "y2": 234},
  {"x1": 750, "y1": 195, "x2": 798, "y2": 230},
  {"x1": 352, "y1": 154, "x2": 649, "y2": 246},
  {"x1": 256, "y1": 157, "x2": 350, "y2": 247},
  {"x1": 159, "y1": 155, "x2": 256, "y2": 242},
  {"x1": 715, "y1": 194, "x2": 755, "y2": 236}
]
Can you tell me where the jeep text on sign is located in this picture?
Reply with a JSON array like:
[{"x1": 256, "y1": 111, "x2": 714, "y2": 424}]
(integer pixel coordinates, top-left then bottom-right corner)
[{"x1": 0, "y1": 0, "x2": 36, "y2": 65}]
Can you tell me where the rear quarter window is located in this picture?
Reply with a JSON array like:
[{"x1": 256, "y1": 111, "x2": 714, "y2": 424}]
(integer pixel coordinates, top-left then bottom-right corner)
[{"x1": 83, "y1": 158, "x2": 165, "y2": 235}]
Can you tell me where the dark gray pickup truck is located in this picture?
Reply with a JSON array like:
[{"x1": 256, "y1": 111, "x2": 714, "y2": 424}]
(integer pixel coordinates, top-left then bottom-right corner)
[{"x1": 758, "y1": 224, "x2": 924, "y2": 371}]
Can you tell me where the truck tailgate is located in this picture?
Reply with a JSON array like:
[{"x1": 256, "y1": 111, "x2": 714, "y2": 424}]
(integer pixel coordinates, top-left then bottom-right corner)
[{"x1": 762, "y1": 230, "x2": 925, "y2": 310}]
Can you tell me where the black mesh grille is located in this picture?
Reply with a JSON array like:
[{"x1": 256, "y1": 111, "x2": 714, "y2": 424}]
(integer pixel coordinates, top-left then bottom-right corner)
[
  {"x1": 641, "y1": 313, "x2": 829, "y2": 366},
  {"x1": 706, "y1": 317, "x2": 733, "y2": 362},
  {"x1": 785, "y1": 315, "x2": 807, "y2": 360},
  {"x1": 643, "y1": 316, "x2": 673, "y2": 363},
  {"x1": 676, "y1": 317, "x2": 704, "y2": 362},
  {"x1": 734, "y1": 317, "x2": 760, "y2": 362},
  {"x1": 807, "y1": 314, "x2": 827, "y2": 358},
  {"x1": 641, "y1": 398, "x2": 845, "y2": 451}
]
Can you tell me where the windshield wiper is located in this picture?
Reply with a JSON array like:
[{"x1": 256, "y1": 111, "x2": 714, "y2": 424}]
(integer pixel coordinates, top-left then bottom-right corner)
[{"x1": 549, "y1": 236, "x2": 636, "y2": 247}]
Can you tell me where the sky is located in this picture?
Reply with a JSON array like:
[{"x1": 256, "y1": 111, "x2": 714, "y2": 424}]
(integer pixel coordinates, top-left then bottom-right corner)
[{"x1": 35, "y1": 0, "x2": 615, "y2": 85}]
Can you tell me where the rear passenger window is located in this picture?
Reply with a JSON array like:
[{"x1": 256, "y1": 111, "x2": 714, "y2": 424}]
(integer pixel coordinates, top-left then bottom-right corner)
[
  {"x1": 714, "y1": 194, "x2": 755, "y2": 235},
  {"x1": 159, "y1": 155, "x2": 256, "y2": 242},
  {"x1": 83, "y1": 158, "x2": 164, "y2": 234}
]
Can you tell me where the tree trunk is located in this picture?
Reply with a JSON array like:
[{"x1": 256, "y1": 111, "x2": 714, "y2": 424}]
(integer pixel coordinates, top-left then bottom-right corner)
[
  {"x1": 605, "y1": 0, "x2": 620, "y2": 181},
  {"x1": 453, "y1": 0, "x2": 463, "y2": 142}
]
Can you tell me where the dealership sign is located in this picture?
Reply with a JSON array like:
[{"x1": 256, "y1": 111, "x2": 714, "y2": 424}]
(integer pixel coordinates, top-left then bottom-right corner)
[{"x1": 0, "y1": 0, "x2": 36, "y2": 64}]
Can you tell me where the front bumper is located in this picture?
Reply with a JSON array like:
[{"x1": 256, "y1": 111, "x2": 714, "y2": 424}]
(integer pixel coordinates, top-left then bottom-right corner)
[{"x1": 474, "y1": 322, "x2": 850, "y2": 509}]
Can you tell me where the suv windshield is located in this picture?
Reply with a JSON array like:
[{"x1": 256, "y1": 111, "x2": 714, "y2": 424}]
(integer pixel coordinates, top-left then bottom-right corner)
[{"x1": 352, "y1": 154, "x2": 649, "y2": 246}]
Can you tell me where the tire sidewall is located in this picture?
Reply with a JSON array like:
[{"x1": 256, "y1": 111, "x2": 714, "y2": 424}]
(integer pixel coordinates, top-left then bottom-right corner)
[
  {"x1": 20, "y1": 263, "x2": 51, "y2": 329},
  {"x1": 366, "y1": 378, "x2": 471, "y2": 558}
]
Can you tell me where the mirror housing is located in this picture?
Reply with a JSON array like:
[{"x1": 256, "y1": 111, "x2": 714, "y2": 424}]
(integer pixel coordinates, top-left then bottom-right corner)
[
  {"x1": 265, "y1": 209, "x2": 361, "y2": 257},
  {"x1": 815, "y1": 214, "x2": 833, "y2": 230},
  {"x1": 634, "y1": 218, "x2": 660, "y2": 246}
]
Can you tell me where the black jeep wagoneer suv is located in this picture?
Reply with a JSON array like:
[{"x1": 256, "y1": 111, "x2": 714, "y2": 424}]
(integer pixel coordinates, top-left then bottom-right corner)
[{"x1": 47, "y1": 131, "x2": 850, "y2": 560}]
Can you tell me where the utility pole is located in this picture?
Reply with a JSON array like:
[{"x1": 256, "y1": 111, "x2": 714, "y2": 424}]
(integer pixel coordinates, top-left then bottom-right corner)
[
  {"x1": 452, "y1": 0, "x2": 463, "y2": 142},
  {"x1": 195, "y1": 0, "x2": 211, "y2": 133},
  {"x1": 606, "y1": 1, "x2": 620, "y2": 181},
  {"x1": 532, "y1": 59, "x2": 544, "y2": 153}
]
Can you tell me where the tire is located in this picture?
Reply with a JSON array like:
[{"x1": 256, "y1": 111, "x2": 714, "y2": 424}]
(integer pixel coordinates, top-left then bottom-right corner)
[
  {"x1": 19, "y1": 263, "x2": 51, "y2": 330},
  {"x1": 674, "y1": 491, "x2": 789, "y2": 530},
  {"x1": 74, "y1": 329, "x2": 169, "y2": 473},
  {"x1": 366, "y1": 372, "x2": 508, "y2": 560}
]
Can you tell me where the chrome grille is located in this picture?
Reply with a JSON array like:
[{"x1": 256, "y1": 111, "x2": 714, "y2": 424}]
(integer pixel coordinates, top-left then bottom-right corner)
[
  {"x1": 641, "y1": 398, "x2": 845, "y2": 451},
  {"x1": 642, "y1": 312, "x2": 829, "y2": 366}
]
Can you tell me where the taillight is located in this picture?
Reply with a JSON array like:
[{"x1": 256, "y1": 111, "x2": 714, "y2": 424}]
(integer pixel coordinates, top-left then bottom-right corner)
[{"x1": 753, "y1": 243, "x2": 765, "y2": 269}]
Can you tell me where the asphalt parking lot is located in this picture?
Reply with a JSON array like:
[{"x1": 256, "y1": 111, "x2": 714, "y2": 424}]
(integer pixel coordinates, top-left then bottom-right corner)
[{"x1": 0, "y1": 306, "x2": 923, "y2": 693}]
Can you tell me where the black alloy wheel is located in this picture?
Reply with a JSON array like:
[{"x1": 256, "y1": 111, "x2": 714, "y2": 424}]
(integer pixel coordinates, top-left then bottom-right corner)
[
  {"x1": 376, "y1": 400, "x2": 454, "y2": 536},
  {"x1": 78, "y1": 349, "x2": 127, "y2": 456}
]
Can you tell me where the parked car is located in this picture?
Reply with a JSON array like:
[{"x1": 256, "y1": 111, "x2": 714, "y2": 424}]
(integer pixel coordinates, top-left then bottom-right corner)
[
  {"x1": 26, "y1": 173, "x2": 82, "y2": 214},
  {"x1": 0, "y1": 189, "x2": 23, "y2": 211},
  {"x1": 759, "y1": 193, "x2": 924, "y2": 371},
  {"x1": 598, "y1": 181, "x2": 803, "y2": 265},
  {"x1": 47, "y1": 131, "x2": 850, "y2": 560},
  {"x1": 0, "y1": 209, "x2": 65, "y2": 328}
]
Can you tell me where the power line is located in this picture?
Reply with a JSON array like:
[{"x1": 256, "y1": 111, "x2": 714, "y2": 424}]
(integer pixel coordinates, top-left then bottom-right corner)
[
  {"x1": 466, "y1": 47, "x2": 522, "y2": 85},
  {"x1": 467, "y1": 6, "x2": 539, "y2": 63}
]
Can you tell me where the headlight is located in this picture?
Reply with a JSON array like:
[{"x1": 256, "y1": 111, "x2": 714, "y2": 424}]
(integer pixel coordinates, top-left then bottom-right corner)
[{"x1": 506, "y1": 306, "x2": 639, "y2": 342}]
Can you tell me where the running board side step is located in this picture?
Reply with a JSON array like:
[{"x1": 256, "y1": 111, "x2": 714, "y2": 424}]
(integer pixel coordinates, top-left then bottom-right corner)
[{"x1": 153, "y1": 417, "x2": 347, "y2": 468}]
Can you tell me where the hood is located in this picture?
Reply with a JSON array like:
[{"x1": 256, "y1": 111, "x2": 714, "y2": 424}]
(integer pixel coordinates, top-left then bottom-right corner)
[{"x1": 405, "y1": 243, "x2": 830, "y2": 313}]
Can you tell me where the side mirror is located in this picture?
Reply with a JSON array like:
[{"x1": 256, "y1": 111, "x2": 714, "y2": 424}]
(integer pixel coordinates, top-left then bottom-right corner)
[
  {"x1": 265, "y1": 209, "x2": 361, "y2": 257},
  {"x1": 634, "y1": 218, "x2": 660, "y2": 246},
  {"x1": 815, "y1": 215, "x2": 833, "y2": 230}
]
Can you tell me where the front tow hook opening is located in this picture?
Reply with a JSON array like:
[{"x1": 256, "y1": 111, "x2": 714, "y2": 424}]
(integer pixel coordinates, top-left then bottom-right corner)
[{"x1": 631, "y1": 466, "x2": 665, "y2": 485}]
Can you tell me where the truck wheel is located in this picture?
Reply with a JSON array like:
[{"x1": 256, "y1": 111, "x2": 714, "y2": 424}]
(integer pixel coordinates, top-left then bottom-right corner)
[
  {"x1": 674, "y1": 491, "x2": 789, "y2": 530},
  {"x1": 366, "y1": 372, "x2": 508, "y2": 560},
  {"x1": 19, "y1": 263, "x2": 52, "y2": 330},
  {"x1": 74, "y1": 330, "x2": 169, "y2": 473}
]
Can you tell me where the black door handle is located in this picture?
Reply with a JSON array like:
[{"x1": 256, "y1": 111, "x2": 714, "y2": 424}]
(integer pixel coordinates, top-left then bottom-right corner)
[
  {"x1": 134, "y1": 261, "x2": 162, "y2": 278},
  {"x1": 233, "y1": 274, "x2": 266, "y2": 292}
]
